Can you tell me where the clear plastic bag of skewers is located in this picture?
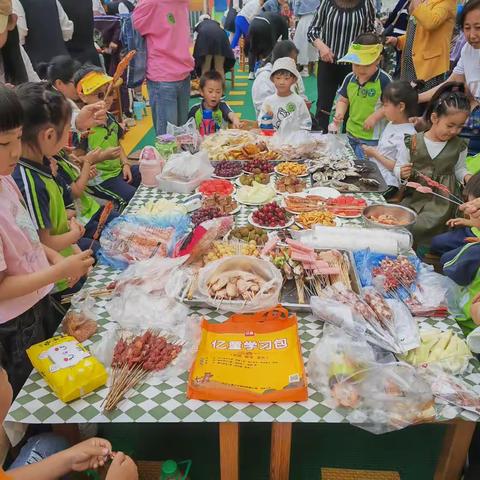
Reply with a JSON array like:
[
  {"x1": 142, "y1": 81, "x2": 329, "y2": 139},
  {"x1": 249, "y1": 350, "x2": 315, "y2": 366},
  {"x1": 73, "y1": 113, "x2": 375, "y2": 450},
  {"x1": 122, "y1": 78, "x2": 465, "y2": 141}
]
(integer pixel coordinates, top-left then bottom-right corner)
[
  {"x1": 307, "y1": 326, "x2": 435, "y2": 434},
  {"x1": 353, "y1": 249, "x2": 422, "y2": 301},
  {"x1": 91, "y1": 317, "x2": 202, "y2": 411},
  {"x1": 310, "y1": 285, "x2": 419, "y2": 354}
]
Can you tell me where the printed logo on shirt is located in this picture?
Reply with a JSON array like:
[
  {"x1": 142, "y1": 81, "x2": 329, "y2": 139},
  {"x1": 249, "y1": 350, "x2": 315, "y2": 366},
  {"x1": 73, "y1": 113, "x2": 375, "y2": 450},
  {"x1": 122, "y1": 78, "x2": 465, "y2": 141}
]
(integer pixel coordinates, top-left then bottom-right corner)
[
  {"x1": 167, "y1": 13, "x2": 176, "y2": 24},
  {"x1": 274, "y1": 104, "x2": 297, "y2": 129},
  {"x1": 359, "y1": 87, "x2": 376, "y2": 98}
]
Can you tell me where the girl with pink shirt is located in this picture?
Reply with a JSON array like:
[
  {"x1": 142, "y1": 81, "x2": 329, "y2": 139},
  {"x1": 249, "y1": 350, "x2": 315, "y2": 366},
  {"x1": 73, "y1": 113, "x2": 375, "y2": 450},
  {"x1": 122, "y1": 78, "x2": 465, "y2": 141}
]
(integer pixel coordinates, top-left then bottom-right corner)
[
  {"x1": 133, "y1": 0, "x2": 195, "y2": 135},
  {"x1": 0, "y1": 85, "x2": 94, "y2": 397}
]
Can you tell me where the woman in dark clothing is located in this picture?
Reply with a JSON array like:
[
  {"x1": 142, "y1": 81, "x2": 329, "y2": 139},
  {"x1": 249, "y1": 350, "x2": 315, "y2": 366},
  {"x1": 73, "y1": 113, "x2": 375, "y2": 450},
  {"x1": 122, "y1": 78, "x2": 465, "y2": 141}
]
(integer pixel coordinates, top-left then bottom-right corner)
[
  {"x1": 194, "y1": 16, "x2": 235, "y2": 77},
  {"x1": 248, "y1": 11, "x2": 288, "y2": 74},
  {"x1": 58, "y1": 0, "x2": 100, "y2": 66},
  {"x1": 307, "y1": 0, "x2": 375, "y2": 131}
]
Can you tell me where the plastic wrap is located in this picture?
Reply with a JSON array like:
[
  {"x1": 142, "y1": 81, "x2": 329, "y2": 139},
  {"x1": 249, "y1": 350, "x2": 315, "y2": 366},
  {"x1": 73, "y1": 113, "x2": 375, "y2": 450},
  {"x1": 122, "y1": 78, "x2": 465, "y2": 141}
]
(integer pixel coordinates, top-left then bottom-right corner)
[
  {"x1": 160, "y1": 150, "x2": 213, "y2": 182},
  {"x1": 98, "y1": 215, "x2": 191, "y2": 269},
  {"x1": 308, "y1": 329, "x2": 435, "y2": 434},
  {"x1": 91, "y1": 315, "x2": 201, "y2": 385},
  {"x1": 419, "y1": 366, "x2": 480, "y2": 415},
  {"x1": 400, "y1": 328, "x2": 472, "y2": 375},
  {"x1": 167, "y1": 118, "x2": 201, "y2": 153},
  {"x1": 196, "y1": 255, "x2": 283, "y2": 313},
  {"x1": 291, "y1": 226, "x2": 413, "y2": 255},
  {"x1": 108, "y1": 257, "x2": 193, "y2": 335},
  {"x1": 354, "y1": 249, "x2": 421, "y2": 300},
  {"x1": 62, "y1": 294, "x2": 97, "y2": 343}
]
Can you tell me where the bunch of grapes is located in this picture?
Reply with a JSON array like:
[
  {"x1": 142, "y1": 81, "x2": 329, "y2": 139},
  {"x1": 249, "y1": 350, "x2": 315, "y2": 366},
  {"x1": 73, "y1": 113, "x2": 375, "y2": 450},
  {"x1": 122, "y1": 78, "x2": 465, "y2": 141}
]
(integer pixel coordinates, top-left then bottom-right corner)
[
  {"x1": 244, "y1": 159, "x2": 274, "y2": 174},
  {"x1": 214, "y1": 161, "x2": 243, "y2": 177},
  {"x1": 191, "y1": 207, "x2": 223, "y2": 226},
  {"x1": 252, "y1": 202, "x2": 288, "y2": 227}
]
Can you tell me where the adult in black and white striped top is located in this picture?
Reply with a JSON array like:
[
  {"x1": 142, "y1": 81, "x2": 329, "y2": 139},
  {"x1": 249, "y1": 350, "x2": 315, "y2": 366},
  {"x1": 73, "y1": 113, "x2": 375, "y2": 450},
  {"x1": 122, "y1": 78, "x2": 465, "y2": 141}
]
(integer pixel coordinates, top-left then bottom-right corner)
[{"x1": 307, "y1": 0, "x2": 375, "y2": 131}]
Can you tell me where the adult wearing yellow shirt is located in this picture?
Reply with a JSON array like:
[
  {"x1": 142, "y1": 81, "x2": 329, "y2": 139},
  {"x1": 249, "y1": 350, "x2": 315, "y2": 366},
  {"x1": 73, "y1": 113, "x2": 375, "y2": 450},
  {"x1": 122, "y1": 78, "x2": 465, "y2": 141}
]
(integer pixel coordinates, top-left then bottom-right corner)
[{"x1": 386, "y1": 0, "x2": 457, "y2": 92}]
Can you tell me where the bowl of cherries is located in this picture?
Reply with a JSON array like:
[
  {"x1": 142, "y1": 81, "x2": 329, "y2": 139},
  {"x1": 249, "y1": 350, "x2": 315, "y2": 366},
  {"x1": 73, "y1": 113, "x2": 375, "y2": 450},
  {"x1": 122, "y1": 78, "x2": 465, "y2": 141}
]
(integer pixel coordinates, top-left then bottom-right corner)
[{"x1": 249, "y1": 202, "x2": 294, "y2": 230}]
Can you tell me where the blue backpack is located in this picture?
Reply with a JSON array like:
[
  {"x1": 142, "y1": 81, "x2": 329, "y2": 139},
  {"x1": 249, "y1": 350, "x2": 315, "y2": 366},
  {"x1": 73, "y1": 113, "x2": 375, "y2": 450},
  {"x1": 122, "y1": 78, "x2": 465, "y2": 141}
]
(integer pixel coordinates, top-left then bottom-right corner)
[{"x1": 120, "y1": 13, "x2": 146, "y2": 88}]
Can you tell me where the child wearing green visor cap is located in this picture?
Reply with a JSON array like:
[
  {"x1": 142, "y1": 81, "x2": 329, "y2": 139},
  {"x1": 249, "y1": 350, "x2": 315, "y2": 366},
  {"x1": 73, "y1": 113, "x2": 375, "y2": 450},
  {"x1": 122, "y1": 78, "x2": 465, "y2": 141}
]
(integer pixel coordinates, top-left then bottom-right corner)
[{"x1": 330, "y1": 33, "x2": 391, "y2": 160}]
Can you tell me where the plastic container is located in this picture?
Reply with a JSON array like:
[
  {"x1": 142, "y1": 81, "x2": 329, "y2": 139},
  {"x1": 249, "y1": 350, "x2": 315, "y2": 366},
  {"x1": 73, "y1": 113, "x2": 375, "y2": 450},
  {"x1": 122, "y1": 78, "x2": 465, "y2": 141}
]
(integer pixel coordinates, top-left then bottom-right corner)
[
  {"x1": 199, "y1": 109, "x2": 216, "y2": 136},
  {"x1": 155, "y1": 134, "x2": 178, "y2": 160},
  {"x1": 133, "y1": 101, "x2": 146, "y2": 121},
  {"x1": 160, "y1": 459, "x2": 191, "y2": 480},
  {"x1": 157, "y1": 170, "x2": 212, "y2": 194},
  {"x1": 139, "y1": 146, "x2": 164, "y2": 187}
]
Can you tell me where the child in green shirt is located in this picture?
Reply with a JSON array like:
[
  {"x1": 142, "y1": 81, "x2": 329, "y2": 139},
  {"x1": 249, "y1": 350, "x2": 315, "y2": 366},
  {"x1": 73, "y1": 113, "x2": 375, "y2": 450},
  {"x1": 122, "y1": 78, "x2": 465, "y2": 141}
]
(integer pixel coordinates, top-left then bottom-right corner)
[
  {"x1": 74, "y1": 65, "x2": 140, "y2": 210},
  {"x1": 330, "y1": 33, "x2": 391, "y2": 160}
]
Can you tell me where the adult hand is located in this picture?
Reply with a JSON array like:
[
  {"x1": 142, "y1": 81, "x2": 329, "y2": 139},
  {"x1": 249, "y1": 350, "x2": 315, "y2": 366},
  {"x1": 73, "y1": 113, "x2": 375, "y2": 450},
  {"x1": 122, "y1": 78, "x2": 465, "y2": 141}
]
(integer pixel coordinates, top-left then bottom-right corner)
[
  {"x1": 76, "y1": 102, "x2": 108, "y2": 131},
  {"x1": 318, "y1": 43, "x2": 334, "y2": 63},
  {"x1": 106, "y1": 452, "x2": 138, "y2": 480},
  {"x1": 65, "y1": 438, "x2": 112, "y2": 472},
  {"x1": 385, "y1": 36, "x2": 398, "y2": 48},
  {"x1": 446, "y1": 217, "x2": 473, "y2": 228},
  {"x1": 400, "y1": 163, "x2": 413, "y2": 179},
  {"x1": 460, "y1": 198, "x2": 480, "y2": 219},
  {"x1": 123, "y1": 164, "x2": 133, "y2": 183}
]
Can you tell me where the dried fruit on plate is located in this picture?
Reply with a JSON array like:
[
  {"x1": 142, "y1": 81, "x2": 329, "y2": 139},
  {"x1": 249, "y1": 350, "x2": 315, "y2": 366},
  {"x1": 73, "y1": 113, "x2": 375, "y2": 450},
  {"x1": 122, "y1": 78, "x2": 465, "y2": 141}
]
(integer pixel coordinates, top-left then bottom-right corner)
[
  {"x1": 296, "y1": 210, "x2": 336, "y2": 228},
  {"x1": 239, "y1": 172, "x2": 270, "y2": 185},
  {"x1": 276, "y1": 161, "x2": 308, "y2": 176},
  {"x1": 230, "y1": 225, "x2": 268, "y2": 244},
  {"x1": 276, "y1": 175, "x2": 307, "y2": 193},
  {"x1": 202, "y1": 194, "x2": 238, "y2": 214},
  {"x1": 326, "y1": 195, "x2": 366, "y2": 217},
  {"x1": 198, "y1": 179, "x2": 234, "y2": 197}
]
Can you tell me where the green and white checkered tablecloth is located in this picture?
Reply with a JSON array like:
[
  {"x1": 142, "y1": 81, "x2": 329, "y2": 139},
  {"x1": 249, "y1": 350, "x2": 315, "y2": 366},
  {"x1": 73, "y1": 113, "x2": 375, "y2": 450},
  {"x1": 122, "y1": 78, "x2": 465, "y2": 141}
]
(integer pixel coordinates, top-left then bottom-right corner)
[{"x1": 6, "y1": 185, "x2": 480, "y2": 426}]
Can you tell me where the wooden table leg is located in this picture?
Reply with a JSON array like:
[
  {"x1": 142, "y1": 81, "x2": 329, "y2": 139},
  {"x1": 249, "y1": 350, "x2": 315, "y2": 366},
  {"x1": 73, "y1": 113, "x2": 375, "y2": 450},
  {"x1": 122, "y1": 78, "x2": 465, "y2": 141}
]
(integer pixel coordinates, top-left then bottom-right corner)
[
  {"x1": 219, "y1": 422, "x2": 239, "y2": 480},
  {"x1": 434, "y1": 419, "x2": 476, "y2": 480},
  {"x1": 270, "y1": 422, "x2": 292, "y2": 480}
]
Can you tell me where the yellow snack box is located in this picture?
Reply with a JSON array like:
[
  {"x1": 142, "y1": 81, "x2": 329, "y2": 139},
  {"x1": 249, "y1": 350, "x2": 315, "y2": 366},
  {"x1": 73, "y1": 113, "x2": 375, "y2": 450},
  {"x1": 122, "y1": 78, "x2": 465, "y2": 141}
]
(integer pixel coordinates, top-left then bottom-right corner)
[{"x1": 27, "y1": 335, "x2": 108, "y2": 403}]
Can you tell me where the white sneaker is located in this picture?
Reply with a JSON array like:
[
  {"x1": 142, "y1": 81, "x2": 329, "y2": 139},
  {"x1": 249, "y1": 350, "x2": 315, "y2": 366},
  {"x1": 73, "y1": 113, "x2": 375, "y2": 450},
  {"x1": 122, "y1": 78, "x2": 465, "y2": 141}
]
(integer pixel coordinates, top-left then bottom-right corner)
[
  {"x1": 248, "y1": 72, "x2": 255, "y2": 80},
  {"x1": 300, "y1": 69, "x2": 309, "y2": 77}
]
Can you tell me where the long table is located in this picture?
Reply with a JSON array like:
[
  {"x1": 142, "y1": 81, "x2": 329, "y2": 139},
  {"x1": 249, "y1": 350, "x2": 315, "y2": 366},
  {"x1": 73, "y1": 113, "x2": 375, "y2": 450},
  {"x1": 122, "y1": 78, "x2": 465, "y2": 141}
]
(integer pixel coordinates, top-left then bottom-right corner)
[{"x1": 6, "y1": 185, "x2": 480, "y2": 479}]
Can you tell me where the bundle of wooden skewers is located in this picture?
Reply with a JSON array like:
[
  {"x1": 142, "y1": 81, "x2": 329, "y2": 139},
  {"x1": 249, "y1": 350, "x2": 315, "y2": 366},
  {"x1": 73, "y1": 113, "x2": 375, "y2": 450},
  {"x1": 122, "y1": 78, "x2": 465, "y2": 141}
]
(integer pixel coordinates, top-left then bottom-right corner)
[{"x1": 103, "y1": 330, "x2": 182, "y2": 411}]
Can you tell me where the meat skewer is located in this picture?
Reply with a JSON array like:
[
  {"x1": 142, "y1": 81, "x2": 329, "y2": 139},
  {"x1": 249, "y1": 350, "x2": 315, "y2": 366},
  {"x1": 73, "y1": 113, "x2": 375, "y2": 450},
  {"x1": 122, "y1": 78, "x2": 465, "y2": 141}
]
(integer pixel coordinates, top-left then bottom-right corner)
[
  {"x1": 404, "y1": 182, "x2": 462, "y2": 206},
  {"x1": 413, "y1": 170, "x2": 464, "y2": 204}
]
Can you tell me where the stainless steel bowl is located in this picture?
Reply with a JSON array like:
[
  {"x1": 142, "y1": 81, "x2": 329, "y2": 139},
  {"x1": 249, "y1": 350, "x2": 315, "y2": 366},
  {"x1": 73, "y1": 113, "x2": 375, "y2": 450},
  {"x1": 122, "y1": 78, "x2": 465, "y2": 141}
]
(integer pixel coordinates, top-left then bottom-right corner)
[{"x1": 362, "y1": 204, "x2": 417, "y2": 230}]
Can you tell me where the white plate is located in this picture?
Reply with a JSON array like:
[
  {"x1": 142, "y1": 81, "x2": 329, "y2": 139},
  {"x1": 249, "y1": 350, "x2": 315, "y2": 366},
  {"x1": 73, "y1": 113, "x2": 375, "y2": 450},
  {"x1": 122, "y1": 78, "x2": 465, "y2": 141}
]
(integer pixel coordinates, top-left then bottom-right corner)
[
  {"x1": 212, "y1": 173, "x2": 241, "y2": 180},
  {"x1": 281, "y1": 191, "x2": 328, "y2": 213},
  {"x1": 331, "y1": 211, "x2": 363, "y2": 219},
  {"x1": 274, "y1": 165, "x2": 309, "y2": 177},
  {"x1": 248, "y1": 212, "x2": 294, "y2": 230},
  {"x1": 305, "y1": 187, "x2": 340, "y2": 198}
]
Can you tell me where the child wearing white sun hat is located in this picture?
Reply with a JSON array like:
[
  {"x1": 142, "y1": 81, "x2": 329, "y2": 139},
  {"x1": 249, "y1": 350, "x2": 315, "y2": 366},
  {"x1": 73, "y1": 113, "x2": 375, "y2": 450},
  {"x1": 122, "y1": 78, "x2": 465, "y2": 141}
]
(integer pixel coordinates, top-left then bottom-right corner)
[{"x1": 257, "y1": 57, "x2": 312, "y2": 132}]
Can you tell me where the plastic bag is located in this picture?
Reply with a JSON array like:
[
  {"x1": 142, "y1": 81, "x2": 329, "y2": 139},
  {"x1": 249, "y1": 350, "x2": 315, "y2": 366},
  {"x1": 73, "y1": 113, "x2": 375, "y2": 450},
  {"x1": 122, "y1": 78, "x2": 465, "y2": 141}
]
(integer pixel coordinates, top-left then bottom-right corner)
[
  {"x1": 310, "y1": 286, "x2": 399, "y2": 353},
  {"x1": 406, "y1": 269, "x2": 461, "y2": 318},
  {"x1": 196, "y1": 255, "x2": 283, "y2": 313},
  {"x1": 308, "y1": 327, "x2": 434, "y2": 434},
  {"x1": 160, "y1": 149, "x2": 213, "y2": 182},
  {"x1": 419, "y1": 365, "x2": 480, "y2": 415},
  {"x1": 62, "y1": 294, "x2": 97, "y2": 343},
  {"x1": 108, "y1": 257, "x2": 193, "y2": 335},
  {"x1": 99, "y1": 215, "x2": 191, "y2": 269},
  {"x1": 353, "y1": 249, "x2": 421, "y2": 300},
  {"x1": 307, "y1": 325, "x2": 377, "y2": 409},
  {"x1": 27, "y1": 336, "x2": 107, "y2": 403},
  {"x1": 400, "y1": 327, "x2": 472, "y2": 375},
  {"x1": 324, "y1": 133, "x2": 350, "y2": 157},
  {"x1": 167, "y1": 117, "x2": 201, "y2": 153},
  {"x1": 354, "y1": 363, "x2": 434, "y2": 434},
  {"x1": 91, "y1": 315, "x2": 201, "y2": 385}
]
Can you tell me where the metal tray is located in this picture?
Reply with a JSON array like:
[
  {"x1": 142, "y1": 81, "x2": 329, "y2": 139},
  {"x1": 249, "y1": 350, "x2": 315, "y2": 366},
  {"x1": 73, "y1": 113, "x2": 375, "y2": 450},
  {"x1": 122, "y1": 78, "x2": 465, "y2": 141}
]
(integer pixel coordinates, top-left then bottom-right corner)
[
  {"x1": 346, "y1": 160, "x2": 388, "y2": 194},
  {"x1": 178, "y1": 249, "x2": 361, "y2": 313}
]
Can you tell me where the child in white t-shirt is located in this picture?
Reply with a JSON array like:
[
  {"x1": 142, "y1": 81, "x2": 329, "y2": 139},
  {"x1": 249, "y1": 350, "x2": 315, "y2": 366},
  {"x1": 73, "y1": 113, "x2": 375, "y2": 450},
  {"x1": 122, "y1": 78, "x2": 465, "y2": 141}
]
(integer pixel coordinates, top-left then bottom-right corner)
[
  {"x1": 361, "y1": 80, "x2": 418, "y2": 198},
  {"x1": 257, "y1": 57, "x2": 311, "y2": 131}
]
